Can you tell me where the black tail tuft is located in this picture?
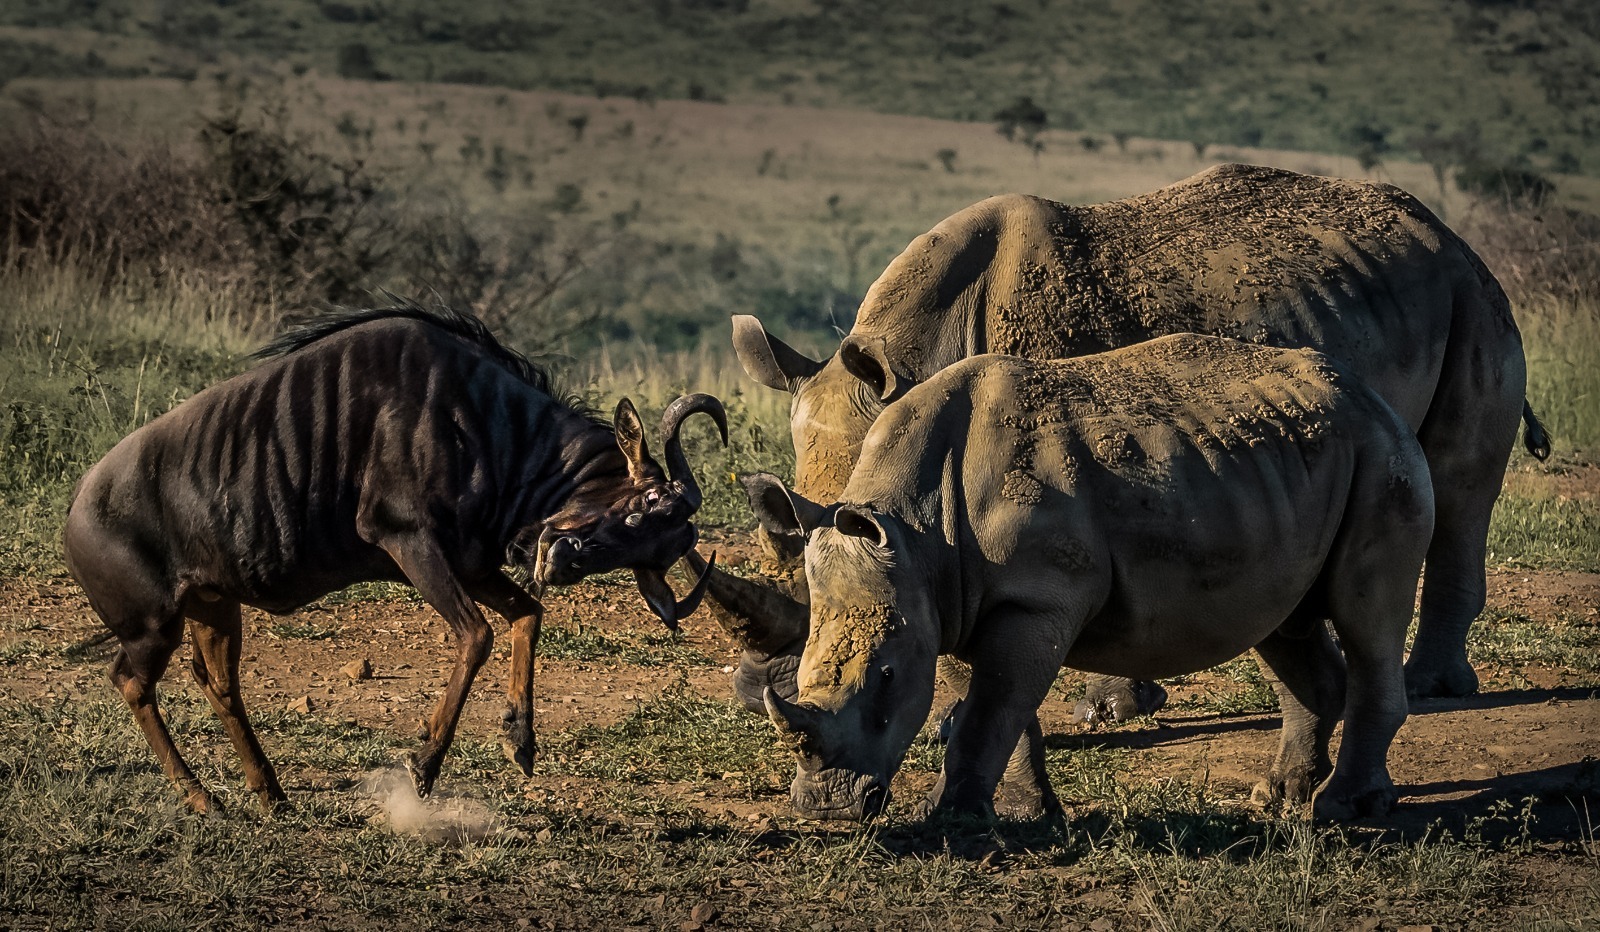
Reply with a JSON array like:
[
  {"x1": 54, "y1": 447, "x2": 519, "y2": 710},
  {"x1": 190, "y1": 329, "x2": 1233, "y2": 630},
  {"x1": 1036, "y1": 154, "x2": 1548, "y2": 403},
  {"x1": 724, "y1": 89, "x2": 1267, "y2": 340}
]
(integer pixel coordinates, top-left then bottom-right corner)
[{"x1": 1522, "y1": 400, "x2": 1552, "y2": 461}]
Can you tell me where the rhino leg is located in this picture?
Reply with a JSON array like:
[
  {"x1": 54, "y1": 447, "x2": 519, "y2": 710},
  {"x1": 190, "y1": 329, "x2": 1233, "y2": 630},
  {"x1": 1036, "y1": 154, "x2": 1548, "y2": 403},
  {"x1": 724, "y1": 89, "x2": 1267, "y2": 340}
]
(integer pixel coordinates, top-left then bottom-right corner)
[
  {"x1": 1069, "y1": 675, "x2": 1169, "y2": 726},
  {"x1": 930, "y1": 621, "x2": 1068, "y2": 818},
  {"x1": 1406, "y1": 308, "x2": 1525, "y2": 699},
  {"x1": 1249, "y1": 627, "x2": 1344, "y2": 810},
  {"x1": 928, "y1": 656, "x2": 1059, "y2": 820}
]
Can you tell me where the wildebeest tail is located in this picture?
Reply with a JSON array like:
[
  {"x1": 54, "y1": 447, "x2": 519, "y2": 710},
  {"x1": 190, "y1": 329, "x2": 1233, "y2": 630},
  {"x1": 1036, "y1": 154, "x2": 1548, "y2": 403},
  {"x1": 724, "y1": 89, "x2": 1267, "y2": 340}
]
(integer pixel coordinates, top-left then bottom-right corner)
[{"x1": 1522, "y1": 400, "x2": 1551, "y2": 461}]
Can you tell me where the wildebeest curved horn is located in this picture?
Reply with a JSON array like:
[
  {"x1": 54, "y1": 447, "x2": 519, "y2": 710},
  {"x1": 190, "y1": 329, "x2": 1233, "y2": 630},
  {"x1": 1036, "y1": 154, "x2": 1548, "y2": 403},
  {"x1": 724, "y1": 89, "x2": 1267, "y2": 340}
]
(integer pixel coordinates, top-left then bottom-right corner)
[
  {"x1": 681, "y1": 548, "x2": 809, "y2": 654},
  {"x1": 764, "y1": 686, "x2": 821, "y2": 741},
  {"x1": 660, "y1": 393, "x2": 728, "y2": 512},
  {"x1": 635, "y1": 551, "x2": 718, "y2": 631}
]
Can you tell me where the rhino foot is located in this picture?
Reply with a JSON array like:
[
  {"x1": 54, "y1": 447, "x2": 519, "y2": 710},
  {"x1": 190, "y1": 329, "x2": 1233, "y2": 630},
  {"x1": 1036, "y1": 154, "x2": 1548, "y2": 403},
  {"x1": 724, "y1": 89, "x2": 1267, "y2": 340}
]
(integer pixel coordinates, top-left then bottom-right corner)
[
  {"x1": 1070, "y1": 677, "x2": 1168, "y2": 727},
  {"x1": 993, "y1": 779, "x2": 1063, "y2": 823},
  {"x1": 1311, "y1": 776, "x2": 1399, "y2": 822},
  {"x1": 1250, "y1": 769, "x2": 1322, "y2": 811},
  {"x1": 1403, "y1": 654, "x2": 1479, "y2": 700}
]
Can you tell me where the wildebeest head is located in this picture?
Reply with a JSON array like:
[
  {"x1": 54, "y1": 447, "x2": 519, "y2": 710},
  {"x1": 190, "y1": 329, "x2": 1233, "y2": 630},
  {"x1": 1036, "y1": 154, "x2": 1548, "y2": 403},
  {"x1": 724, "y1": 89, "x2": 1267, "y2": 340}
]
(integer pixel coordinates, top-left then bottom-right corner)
[
  {"x1": 531, "y1": 393, "x2": 728, "y2": 629},
  {"x1": 746, "y1": 475, "x2": 939, "y2": 822}
]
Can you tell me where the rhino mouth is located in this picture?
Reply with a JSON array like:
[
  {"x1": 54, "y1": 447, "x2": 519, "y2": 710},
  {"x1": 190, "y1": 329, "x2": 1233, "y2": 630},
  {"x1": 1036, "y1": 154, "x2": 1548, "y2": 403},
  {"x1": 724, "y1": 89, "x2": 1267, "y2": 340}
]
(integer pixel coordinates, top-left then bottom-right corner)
[{"x1": 789, "y1": 768, "x2": 891, "y2": 822}]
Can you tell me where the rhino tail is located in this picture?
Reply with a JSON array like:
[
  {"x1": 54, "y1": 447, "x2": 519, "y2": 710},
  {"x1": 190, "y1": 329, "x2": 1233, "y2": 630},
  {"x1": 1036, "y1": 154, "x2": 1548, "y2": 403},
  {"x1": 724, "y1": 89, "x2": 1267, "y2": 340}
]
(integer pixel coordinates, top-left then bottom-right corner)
[{"x1": 1521, "y1": 400, "x2": 1552, "y2": 461}]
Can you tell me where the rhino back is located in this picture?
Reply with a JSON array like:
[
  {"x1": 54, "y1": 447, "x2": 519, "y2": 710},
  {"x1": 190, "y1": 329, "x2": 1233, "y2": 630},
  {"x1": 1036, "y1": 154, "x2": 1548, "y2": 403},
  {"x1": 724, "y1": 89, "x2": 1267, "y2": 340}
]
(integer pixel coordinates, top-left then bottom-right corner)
[
  {"x1": 850, "y1": 165, "x2": 1489, "y2": 428},
  {"x1": 73, "y1": 319, "x2": 570, "y2": 609}
]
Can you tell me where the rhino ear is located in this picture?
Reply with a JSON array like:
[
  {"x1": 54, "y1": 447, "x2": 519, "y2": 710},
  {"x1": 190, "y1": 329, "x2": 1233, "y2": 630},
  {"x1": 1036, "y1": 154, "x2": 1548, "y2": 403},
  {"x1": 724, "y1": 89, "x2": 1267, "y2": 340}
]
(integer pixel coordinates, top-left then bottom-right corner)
[
  {"x1": 834, "y1": 505, "x2": 888, "y2": 548},
  {"x1": 742, "y1": 472, "x2": 827, "y2": 536},
  {"x1": 839, "y1": 335, "x2": 913, "y2": 403},
  {"x1": 732, "y1": 315, "x2": 823, "y2": 393}
]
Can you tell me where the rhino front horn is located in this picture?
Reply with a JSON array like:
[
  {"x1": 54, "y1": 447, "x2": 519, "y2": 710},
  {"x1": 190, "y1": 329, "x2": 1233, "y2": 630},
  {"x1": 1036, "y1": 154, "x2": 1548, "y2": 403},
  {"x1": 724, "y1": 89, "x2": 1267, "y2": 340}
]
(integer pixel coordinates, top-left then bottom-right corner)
[{"x1": 764, "y1": 686, "x2": 821, "y2": 741}]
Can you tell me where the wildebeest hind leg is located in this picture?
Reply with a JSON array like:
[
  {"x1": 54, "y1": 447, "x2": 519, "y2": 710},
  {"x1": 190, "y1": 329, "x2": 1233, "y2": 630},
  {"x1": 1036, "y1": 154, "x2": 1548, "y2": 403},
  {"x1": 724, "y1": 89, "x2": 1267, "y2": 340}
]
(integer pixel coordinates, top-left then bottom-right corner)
[
  {"x1": 383, "y1": 535, "x2": 495, "y2": 798},
  {"x1": 185, "y1": 597, "x2": 286, "y2": 811},
  {"x1": 467, "y1": 572, "x2": 543, "y2": 777},
  {"x1": 1249, "y1": 623, "x2": 1345, "y2": 810},
  {"x1": 110, "y1": 625, "x2": 220, "y2": 814}
]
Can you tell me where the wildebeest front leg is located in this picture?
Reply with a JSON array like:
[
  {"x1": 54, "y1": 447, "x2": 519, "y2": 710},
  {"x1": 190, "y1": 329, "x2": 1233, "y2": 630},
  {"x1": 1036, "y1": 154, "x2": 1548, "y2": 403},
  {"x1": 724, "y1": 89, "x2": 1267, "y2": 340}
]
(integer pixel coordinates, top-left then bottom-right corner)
[
  {"x1": 1249, "y1": 623, "x2": 1345, "y2": 810},
  {"x1": 186, "y1": 596, "x2": 287, "y2": 811},
  {"x1": 467, "y1": 572, "x2": 543, "y2": 777},
  {"x1": 383, "y1": 536, "x2": 495, "y2": 798}
]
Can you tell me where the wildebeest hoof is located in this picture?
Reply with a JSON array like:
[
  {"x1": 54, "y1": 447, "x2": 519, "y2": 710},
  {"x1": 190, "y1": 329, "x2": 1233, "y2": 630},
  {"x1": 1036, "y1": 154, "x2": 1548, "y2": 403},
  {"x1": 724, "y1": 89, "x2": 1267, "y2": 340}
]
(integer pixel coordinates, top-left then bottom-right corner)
[
  {"x1": 1311, "y1": 780, "x2": 1399, "y2": 822},
  {"x1": 1403, "y1": 655, "x2": 1479, "y2": 700},
  {"x1": 185, "y1": 788, "x2": 223, "y2": 818},
  {"x1": 500, "y1": 707, "x2": 538, "y2": 776},
  {"x1": 1070, "y1": 678, "x2": 1169, "y2": 726},
  {"x1": 407, "y1": 751, "x2": 439, "y2": 799}
]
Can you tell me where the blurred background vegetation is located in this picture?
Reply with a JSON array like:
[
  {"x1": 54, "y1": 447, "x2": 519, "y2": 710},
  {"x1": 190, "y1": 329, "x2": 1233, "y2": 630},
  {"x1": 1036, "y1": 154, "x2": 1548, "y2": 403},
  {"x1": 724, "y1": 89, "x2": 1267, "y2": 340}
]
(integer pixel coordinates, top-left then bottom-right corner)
[{"x1": 0, "y1": 0, "x2": 1596, "y2": 575}]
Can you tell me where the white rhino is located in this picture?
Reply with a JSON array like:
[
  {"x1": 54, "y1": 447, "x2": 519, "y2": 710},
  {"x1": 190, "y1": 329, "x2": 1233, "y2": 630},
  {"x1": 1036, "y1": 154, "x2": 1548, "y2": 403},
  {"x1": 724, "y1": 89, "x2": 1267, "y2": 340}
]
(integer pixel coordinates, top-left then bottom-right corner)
[
  {"x1": 699, "y1": 164, "x2": 1545, "y2": 725},
  {"x1": 755, "y1": 335, "x2": 1434, "y2": 823}
]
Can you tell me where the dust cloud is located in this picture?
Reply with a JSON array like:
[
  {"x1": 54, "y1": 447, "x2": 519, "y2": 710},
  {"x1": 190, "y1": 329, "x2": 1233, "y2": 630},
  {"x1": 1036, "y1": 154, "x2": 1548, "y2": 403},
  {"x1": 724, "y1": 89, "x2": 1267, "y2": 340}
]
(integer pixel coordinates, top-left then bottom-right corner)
[{"x1": 358, "y1": 765, "x2": 507, "y2": 845}]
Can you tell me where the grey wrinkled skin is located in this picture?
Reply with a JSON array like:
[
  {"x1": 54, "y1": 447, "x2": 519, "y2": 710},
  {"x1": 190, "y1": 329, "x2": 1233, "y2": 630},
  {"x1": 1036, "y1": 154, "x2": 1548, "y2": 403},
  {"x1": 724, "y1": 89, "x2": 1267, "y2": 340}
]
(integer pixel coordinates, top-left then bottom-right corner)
[
  {"x1": 761, "y1": 337, "x2": 1433, "y2": 824},
  {"x1": 1069, "y1": 678, "x2": 1171, "y2": 727},
  {"x1": 711, "y1": 163, "x2": 1547, "y2": 736}
]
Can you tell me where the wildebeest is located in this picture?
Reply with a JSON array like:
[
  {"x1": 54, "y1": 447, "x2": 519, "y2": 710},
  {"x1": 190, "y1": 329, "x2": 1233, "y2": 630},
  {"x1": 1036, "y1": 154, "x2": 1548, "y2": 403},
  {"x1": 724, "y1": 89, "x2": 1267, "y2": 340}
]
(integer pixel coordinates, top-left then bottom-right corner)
[
  {"x1": 698, "y1": 165, "x2": 1547, "y2": 792},
  {"x1": 756, "y1": 336, "x2": 1433, "y2": 823},
  {"x1": 64, "y1": 304, "x2": 726, "y2": 813}
]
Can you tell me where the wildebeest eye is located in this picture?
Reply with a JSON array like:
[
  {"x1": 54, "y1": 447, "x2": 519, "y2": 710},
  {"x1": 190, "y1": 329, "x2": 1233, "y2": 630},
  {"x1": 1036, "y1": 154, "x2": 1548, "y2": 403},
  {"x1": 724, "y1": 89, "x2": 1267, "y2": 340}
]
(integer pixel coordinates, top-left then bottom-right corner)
[
  {"x1": 880, "y1": 665, "x2": 894, "y2": 682},
  {"x1": 625, "y1": 512, "x2": 644, "y2": 527}
]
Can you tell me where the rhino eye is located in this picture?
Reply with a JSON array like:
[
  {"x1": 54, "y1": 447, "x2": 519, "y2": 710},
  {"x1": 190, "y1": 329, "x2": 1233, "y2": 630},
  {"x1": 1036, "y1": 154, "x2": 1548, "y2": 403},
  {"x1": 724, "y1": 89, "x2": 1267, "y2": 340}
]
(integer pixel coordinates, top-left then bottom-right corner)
[{"x1": 625, "y1": 512, "x2": 644, "y2": 528}]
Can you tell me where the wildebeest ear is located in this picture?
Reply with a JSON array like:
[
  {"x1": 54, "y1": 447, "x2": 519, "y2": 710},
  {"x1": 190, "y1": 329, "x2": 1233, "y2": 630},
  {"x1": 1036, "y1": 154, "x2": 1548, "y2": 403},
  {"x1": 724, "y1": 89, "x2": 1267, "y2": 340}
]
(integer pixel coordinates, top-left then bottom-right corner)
[
  {"x1": 834, "y1": 506, "x2": 888, "y2": 548},
  {"x1": 838, "y1": 335, "x2": 913, "y2": 403},
  {"x1": 732, "y1": 315, "x2": 823, "y2": 392},
  {"x1": 741, "y1": 472, "x2": 827, "y2": 536},
  {"x1": 613, "y1": 398, "x2": 653, "y2": 479}
]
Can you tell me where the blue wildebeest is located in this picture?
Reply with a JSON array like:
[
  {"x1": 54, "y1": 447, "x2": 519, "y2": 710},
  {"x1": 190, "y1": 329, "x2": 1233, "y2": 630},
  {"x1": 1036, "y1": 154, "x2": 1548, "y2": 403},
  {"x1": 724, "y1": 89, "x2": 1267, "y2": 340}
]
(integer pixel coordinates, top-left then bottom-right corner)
[{"x1": 64, "y1": 304, "x2": 726, "y2": 813}]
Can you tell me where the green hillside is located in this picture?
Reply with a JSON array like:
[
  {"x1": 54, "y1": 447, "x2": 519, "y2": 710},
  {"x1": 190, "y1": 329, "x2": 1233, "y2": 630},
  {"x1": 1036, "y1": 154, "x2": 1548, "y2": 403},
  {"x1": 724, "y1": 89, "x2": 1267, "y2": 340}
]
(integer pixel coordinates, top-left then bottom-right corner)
[{"x1": 2, "y1": 0, "x2": 1596, "y2": 176}]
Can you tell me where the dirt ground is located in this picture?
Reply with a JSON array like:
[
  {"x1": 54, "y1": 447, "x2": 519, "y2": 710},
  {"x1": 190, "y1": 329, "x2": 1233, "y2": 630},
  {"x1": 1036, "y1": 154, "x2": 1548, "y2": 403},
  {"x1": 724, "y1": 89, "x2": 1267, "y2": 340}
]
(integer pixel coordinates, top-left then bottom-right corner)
[{"x1": 2, "y1": 523, "x2": 1596, "y2": 851}]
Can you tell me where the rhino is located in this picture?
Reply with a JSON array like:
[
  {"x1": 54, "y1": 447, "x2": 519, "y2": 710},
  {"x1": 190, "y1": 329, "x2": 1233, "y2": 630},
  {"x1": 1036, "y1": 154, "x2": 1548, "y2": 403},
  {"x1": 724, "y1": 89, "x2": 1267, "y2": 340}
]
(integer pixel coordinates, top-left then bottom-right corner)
[
  {"x1": 754, "y1": 335, "x2": 1434, "y2": 823},
  {"x1": 700, "y1": 164, "x2": 1545, "y2": 731}
]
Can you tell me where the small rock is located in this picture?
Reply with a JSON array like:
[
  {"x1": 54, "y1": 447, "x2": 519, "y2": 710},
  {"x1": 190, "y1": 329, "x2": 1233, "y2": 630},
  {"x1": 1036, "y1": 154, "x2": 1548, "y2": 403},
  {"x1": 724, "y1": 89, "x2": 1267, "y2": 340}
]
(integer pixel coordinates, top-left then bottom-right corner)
[
  {"x1": 535, "y1": 827, "x2": 554, "y2": 843},
  {"x1": 1088, "y1": 919, "x2": 1115, "y2": 932},
  {"x1": 1397, "y1": 926, "x2": 1436, "y2": 932},
  {"x1": 341, "y1": 658, "x2": 373, "y2": 681},
  {"x1": 690, "y1": 902, "x2": 716, "y2": 923},
  {"x1": 288, "y1": 695, "x2": 315, "y2": 714}
]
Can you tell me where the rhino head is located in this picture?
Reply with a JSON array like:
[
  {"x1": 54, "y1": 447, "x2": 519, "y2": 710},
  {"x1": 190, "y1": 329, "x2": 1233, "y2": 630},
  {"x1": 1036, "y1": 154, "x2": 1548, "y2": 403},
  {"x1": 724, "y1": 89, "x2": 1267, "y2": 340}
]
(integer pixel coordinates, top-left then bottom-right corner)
[
  {"x1": 699, "y1": 316, "x2": 918, "y2": 711},
  {"x1": 748, "y1": 476, "x2": 940, "y2": 821}
]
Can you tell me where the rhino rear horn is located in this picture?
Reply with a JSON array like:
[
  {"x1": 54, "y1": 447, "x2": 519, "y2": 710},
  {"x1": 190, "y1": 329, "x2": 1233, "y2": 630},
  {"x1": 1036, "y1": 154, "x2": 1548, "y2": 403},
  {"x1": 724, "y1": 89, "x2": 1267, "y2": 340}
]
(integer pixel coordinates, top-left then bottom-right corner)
[
  {"x1": 732, "y1": 315, "x2": 823, "y2": 392},
  {"x1": 680, "y1": 547, "x2": 810, "y2": 654}
]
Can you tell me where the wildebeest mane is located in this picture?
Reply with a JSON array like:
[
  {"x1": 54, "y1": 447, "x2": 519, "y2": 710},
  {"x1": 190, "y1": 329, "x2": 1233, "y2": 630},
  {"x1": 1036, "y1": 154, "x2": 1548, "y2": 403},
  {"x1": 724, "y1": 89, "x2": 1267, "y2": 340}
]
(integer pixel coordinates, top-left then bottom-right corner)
[{"x1": 254, "y1": 299, "x2": 600, "y2": 421}]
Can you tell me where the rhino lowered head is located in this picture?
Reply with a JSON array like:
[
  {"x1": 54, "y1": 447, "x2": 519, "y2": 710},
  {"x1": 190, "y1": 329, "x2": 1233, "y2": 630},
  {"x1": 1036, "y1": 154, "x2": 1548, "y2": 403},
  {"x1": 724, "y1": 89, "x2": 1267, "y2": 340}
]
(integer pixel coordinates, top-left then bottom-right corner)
[{"x1": 756, "y1": 484, "x2": 943, "y2": 822}]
